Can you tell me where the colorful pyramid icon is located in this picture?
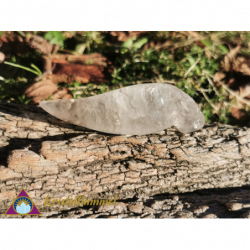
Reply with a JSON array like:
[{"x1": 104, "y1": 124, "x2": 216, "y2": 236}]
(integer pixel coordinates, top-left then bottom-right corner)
[{"x1": 5, "y1": 188, "x2": 42, "y2": 216}]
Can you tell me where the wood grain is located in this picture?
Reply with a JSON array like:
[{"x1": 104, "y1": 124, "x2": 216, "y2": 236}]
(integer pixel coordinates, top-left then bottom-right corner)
[{"x1": 1, "y1": 103, "x2": 250, "y2": 218}]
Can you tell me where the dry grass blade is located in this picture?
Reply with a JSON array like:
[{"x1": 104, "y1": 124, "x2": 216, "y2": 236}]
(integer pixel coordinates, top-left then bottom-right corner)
[
  {"x1": 184, "y1": 58, "x2": 200, "y2": 78},
  {"x1": 155, "y1": 32, "x2": 227, "y2": 50},
  {"x1": 206, "y1": 75, "x2": 222, "y2": 97},
  {"x1": 200, "y1": 88, "x2": 219, "y2": 112}
]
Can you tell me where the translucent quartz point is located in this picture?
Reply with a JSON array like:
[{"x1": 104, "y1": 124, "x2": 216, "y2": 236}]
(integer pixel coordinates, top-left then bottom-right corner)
[{"x1": 40, "y1": 83, "x2": 205, "y2": 135}]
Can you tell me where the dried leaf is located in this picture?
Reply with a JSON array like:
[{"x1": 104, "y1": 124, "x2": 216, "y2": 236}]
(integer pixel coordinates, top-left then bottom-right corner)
[
  {"x1": 213, "y1": 72, "x2": 226, "y2": 83},
  {"x1": 51, "y1": 73, "x2": 89, "y2": 84},
  {"x1": 0, "y1": 52, "x2": 5, "y2": 63},
  {"x1": 25, "y1": 80, "x2": 58, "y2": 102},
  {"x1": 51, "y1": 53, "x2": 107, "y2": 67},
  {"x1": 230, "y1": 107, "x2": 246, "y2": 119},
  {"x1": 52, "y1": 63, "x2": 110, "y2": 84},
  {"x1": 227, "y1": 45, "x2": 241, "y2": 61},
  {"x1": 51, "y1": 87, "x2": 70, "y2": 100},
  {"x1": 0, "y1": 34, "x2": 29, "y2": 56},
  {"x1": 27, "y1": 35, "x2": 52, "y2": 55},
  {"x1": 223, "y1": 45, "x2": 241, "y2": 72},
  {"x1": 24, "y1": 79, "x2": 72, "y2": 104},
  {"x1": 233, "y1": 56, "x2": 250, "y2": 75}
]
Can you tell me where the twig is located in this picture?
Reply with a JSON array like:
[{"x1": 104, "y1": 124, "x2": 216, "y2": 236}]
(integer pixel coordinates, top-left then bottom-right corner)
[
  {"x1": 35, "y1": 64, "x2": 56, "y2": 82},
  {"x1": 68, "y1": 86, "x2": 88, "y2": 90},
  {"x1": 206, "y1": 75, "x2": 222, "y2": 97},
  {"x1": 57, "y1": 49, "x2": 76, "y2": 54},
  {"x1": 223, "y1": 101, "x2": 240, "y2": 109},
  {"x1": 200, "y1": 88, "x2": 219, "y2": 112},
  {"x1": 155, "y1": 37, "x2": 199, "y2": 51},
  {"x1": 155, "y1": 32, "x2": 227, "y2": 51},
  {"x1": 184, "y1": 58, "x2": 200, "y2": 78},
  {"x1": 206, "y1": 76, "x2": 226, "y2": 113}
]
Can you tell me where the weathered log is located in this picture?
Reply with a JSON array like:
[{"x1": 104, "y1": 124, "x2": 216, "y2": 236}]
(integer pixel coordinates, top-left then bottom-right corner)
[
  {"x1": 0, "y1": 102, "x2": 250, "y2": 218},
  {"x1": 39, "y1": 187, "x2": 250, "y2": 218}
]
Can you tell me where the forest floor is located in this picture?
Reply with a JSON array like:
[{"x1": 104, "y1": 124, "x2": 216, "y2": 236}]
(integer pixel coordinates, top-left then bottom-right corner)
[{"x1": 1, "y1": 31, "x2": 250, "y2": 128}]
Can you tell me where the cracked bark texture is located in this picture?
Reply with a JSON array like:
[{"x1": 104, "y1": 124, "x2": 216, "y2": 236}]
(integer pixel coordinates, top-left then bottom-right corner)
[{"x1": 0, "y1": 102, "x2": 250, "y2": 218}]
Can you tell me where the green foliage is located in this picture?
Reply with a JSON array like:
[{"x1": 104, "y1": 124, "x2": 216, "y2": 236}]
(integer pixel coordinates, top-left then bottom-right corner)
[
  {"x1": 3, "y1": 61, "x2": 42, "y2": 76},
  {"x1": 0, "y1": 77, "x2": 31, "y2": 104},
  {"x1": 71, "y1": 82, "x2": 81, "y2": 99},
  {"x1": 17, "y1": 94, "x2": 31, "y2": 105},
  {"x1": 122, "y1": 37, "x2": 148, "y2": 50},
  {"x1": 44, "y1": 31, "x2": 65, "y2": 47},
  {"x1": 2, "y1": 31, "x2": 250, "y2": 127}
]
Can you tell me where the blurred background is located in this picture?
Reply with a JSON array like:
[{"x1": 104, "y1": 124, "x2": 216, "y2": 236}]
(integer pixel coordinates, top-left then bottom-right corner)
[{"x1": 1, "y1": 31, "x2": 250, "y2": 127}]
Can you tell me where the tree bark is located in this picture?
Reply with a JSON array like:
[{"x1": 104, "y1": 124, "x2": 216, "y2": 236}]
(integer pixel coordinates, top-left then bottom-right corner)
[{"x1": 0, "y1": 102, "x2": 250, "y2": 218}]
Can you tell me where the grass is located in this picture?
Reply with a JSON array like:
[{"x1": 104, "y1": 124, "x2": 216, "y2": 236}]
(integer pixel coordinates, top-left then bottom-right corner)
[{"x1": 1, "y1": 31, "x2": 250, "y2": 126}]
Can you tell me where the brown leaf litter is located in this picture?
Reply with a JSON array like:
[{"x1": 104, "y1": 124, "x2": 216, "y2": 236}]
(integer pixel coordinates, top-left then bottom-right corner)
[
  {"x1": 26, "y1": 35, "x2": 113, "y2": 85},
  {"x1": 51, "y1": 53, "x2": 108, "y2": 67},
  {"x1": 24, "y1": 79, "x2": 72, "y2": 104},
  {"x1": 0, "y1": 33, "x2": 112, "y2": 81},
  {"x1": 51, "y1": 63, "x2": 110, "y2": 84},
  {"x1": 26, "y1": 35, "x2": 53, "y2": 55},
  {"x1": 0, "y1": 33, "x2": 28, "y2": 56},
  {"x1": 0, "y1": 33, "x2": 113, "y2": 104},
  {"x1": 213, "y1": 45, "x2": 250, "y2": 124}
]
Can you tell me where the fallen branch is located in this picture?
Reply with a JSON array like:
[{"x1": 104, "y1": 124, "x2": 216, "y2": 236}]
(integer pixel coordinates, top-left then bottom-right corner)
[{"x1": 0, "y1": 103, "x2": 250, "y2": 218}]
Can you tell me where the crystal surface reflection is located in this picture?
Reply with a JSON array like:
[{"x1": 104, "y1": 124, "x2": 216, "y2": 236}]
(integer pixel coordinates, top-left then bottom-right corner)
[{"x1": 40, "y1": 83, "x2": 205, "y2": 135}]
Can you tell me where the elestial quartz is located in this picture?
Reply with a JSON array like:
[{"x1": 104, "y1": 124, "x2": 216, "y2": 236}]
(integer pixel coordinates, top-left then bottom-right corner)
[{"x1": 40, "y1": 83, "x2": 205, "y2": 135}]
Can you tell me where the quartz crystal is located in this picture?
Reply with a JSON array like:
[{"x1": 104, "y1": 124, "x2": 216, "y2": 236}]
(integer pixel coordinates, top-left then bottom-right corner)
[{"x1": 40, "y1": 83, "x2": 205, "y2": 135}]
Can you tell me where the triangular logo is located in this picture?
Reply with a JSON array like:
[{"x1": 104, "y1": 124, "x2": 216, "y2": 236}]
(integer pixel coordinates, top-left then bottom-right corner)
[{"x1": 5, "y1": 188, "x2": 42, "y2": 216}]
